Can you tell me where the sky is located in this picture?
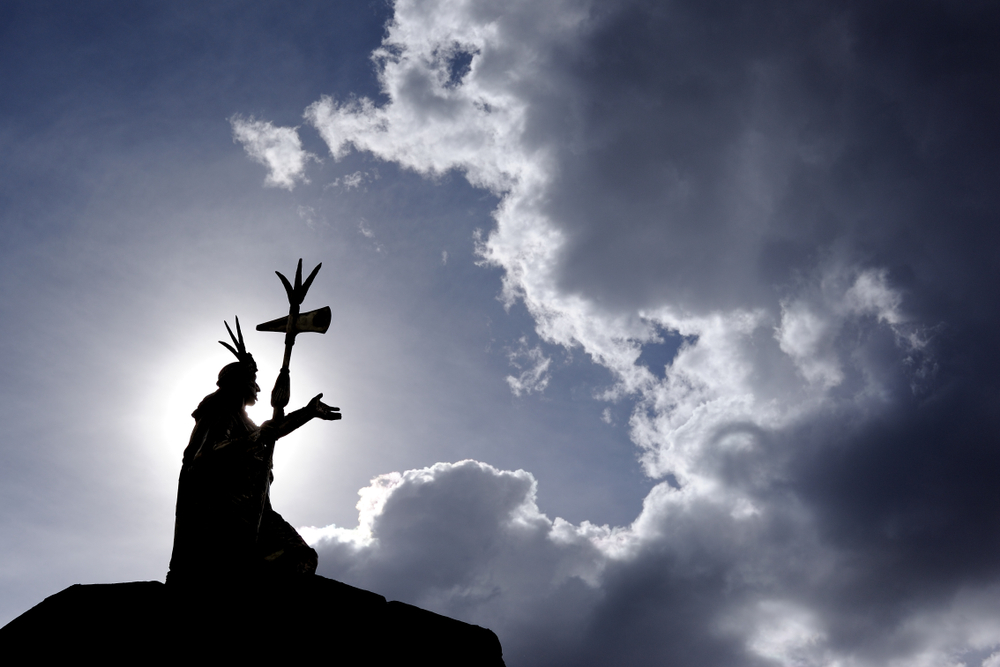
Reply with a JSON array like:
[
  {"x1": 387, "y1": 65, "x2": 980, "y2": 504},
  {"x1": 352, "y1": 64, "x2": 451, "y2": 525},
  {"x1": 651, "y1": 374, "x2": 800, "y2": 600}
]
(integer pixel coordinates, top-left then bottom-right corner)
[{"x1": 1, "y1": 1, "x2": 999, "y2": 664}]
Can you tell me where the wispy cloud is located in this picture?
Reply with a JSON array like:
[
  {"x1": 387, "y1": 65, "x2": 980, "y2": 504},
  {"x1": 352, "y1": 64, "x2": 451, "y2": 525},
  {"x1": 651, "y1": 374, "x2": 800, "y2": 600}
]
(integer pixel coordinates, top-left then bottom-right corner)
[
  {"x1": 357, "y1": 218, "x2": 385, "y2": 254},
  {"x1": 328, "y1": 169, "x2": 378, "y2": 191},
  {"x1": 505, "y1": 337, "x2": 551, "y2": 396}
]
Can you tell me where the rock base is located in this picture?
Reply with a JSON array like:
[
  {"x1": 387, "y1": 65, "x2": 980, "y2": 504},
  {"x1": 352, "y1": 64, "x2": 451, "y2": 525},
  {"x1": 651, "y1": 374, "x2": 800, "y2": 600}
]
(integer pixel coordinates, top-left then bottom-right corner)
[{"x1": 0, "y1": 576, "x2": 505, "y2": 665}]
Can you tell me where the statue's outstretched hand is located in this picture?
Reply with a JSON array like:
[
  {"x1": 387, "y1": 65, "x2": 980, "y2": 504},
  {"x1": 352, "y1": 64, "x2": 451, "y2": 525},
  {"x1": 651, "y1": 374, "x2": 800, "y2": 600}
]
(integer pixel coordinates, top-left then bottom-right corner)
[{"x1": 308, "y1": 393, "x2": 342, "y2": 421}]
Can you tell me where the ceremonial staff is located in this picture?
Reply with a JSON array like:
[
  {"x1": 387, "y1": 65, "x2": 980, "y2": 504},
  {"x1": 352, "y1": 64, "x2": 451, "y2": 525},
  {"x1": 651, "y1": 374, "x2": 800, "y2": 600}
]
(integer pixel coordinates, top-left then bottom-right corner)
[{"x1": 256, "y1": 259, "x2": 332, "y2": 421}]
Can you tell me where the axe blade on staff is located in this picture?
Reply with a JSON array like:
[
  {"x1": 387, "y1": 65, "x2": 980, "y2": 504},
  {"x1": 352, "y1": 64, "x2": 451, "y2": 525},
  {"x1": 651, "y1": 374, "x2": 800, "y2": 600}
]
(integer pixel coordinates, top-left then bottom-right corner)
[{"x1": 256, "y1": 259, "x2": 330, "y2": 421}]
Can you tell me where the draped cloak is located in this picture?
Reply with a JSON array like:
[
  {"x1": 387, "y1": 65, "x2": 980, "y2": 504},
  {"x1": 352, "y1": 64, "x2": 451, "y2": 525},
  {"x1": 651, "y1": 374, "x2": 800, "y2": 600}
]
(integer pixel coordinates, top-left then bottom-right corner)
[{"x1": 167, "y1": 394, "x2": 317, "y2": 584}]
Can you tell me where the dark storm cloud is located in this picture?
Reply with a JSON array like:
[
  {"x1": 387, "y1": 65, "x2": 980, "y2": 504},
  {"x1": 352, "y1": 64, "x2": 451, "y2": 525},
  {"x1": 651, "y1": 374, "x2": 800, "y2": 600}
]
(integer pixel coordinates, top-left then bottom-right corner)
[
  {"x1": 545, "y1": 0, "x2": 1000, "y2": 316},
  {"x1": 253, "y1": 0, "x2": 1000, "y2": 664}
]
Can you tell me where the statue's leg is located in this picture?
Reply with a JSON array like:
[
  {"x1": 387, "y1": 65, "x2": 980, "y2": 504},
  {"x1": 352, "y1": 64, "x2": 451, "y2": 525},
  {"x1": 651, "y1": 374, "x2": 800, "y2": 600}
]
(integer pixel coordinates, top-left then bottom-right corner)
[{"x1": 257, "y1": 497, "x2": 318, "y2": 576}]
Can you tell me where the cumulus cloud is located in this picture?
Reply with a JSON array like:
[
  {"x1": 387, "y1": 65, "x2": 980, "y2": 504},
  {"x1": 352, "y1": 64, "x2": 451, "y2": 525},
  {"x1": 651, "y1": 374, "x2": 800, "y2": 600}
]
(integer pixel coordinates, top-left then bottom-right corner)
[
  {"x1": 304, "y1": 461, "x2": 611, "y2": 662},
  {"x1": 242, "y1": 0, "x2": 1000, "y2": 663},
  {"x1": 230, "y1": 115, "x2": 313, "y2": 189},
  {"x1": 307, "y1": 460, "x2": 1000, "y2": 666}
]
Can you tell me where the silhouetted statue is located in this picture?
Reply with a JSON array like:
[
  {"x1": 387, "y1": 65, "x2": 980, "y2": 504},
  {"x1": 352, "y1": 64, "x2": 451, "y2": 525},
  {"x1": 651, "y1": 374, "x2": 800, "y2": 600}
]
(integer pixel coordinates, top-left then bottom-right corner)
[
  {"x1": 166, "y1": 318, "x2": 340, "y2": 584},
  {"x1": 3, "y1": 260, "x2": 507, "y2": 664}
]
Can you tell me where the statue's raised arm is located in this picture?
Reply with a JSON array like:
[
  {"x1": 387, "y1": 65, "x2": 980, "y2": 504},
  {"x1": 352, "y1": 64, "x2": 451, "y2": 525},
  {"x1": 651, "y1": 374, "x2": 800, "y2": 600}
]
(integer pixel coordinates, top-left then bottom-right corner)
[{"x1": 256, "y1": 258, "x2": 332, "y2": 421}]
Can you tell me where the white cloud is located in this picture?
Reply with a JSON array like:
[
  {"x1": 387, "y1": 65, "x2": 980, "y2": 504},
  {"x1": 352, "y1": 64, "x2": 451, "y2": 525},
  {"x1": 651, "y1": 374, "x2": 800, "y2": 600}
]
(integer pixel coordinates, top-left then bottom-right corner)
[
  {"x1": 306, "y1": 460, "x2": 615, "y2": 660},
  {"x1": 329, "y1": 170, "x2": 376, "y2": 190},
  {"x1": 341, "y1": 171, "x2": 365, "y2": 189},
  {"x1": 230, "y1": 115, "x2": 313, "y2": 190},
  {"x1": 744, "y1": 600, "x2": 827, "y2": 666}
]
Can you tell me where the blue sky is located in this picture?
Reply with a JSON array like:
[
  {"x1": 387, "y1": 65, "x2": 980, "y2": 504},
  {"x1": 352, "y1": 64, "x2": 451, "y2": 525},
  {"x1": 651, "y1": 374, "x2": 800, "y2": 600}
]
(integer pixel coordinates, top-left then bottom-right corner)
[{"x1": 3, "y1": 2, "x2": 1000, "y2": 665}]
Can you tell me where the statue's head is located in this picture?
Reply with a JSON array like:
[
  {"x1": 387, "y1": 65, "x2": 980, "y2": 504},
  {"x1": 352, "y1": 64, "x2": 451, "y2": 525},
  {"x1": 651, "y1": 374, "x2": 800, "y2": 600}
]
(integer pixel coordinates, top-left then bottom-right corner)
[
  {"x1": 217, "y1": 361, "x2": 260, "y2": 406},
  {"x1": 217, "y1": 317, "x2": 259, "y2": 406}
]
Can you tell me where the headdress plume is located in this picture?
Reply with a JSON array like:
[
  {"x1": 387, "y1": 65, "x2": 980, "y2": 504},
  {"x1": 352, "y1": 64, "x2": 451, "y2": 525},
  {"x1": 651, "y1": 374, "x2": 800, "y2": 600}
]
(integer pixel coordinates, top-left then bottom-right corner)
[{"x1": 219, "y1": 316, "x2": 257, "y2": 373}]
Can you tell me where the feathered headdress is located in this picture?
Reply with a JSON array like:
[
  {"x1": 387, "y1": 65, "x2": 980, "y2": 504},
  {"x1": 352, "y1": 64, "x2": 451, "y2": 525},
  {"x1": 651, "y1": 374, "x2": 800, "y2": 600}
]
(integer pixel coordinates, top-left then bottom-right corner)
[{"x1": 219, "y1": 316, "x2": 257, "y2": 375}]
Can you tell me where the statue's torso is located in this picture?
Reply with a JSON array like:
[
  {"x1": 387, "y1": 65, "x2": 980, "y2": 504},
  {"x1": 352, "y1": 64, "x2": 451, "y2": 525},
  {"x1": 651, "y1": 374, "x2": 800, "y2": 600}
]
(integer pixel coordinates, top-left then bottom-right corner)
[{"x1": 168, "y1": 405, "x2": 274, "y2": 581}]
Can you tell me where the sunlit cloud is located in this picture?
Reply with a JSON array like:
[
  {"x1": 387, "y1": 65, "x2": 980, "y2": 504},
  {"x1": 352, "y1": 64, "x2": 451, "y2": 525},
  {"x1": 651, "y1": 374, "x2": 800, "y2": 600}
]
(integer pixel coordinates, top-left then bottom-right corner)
[{"x1": 230, "y1": 115, "x2": 314, "y2": 190}]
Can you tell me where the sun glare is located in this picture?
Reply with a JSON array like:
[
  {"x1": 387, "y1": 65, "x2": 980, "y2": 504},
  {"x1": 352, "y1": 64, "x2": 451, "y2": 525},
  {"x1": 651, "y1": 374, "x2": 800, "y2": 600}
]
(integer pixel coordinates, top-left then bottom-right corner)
[
  {"x1": 153, "y1": 344, "x2": 331, "y2": 459},
  {"x1": 158, "y1": 352, "x2": 227, "y2": 457}
]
